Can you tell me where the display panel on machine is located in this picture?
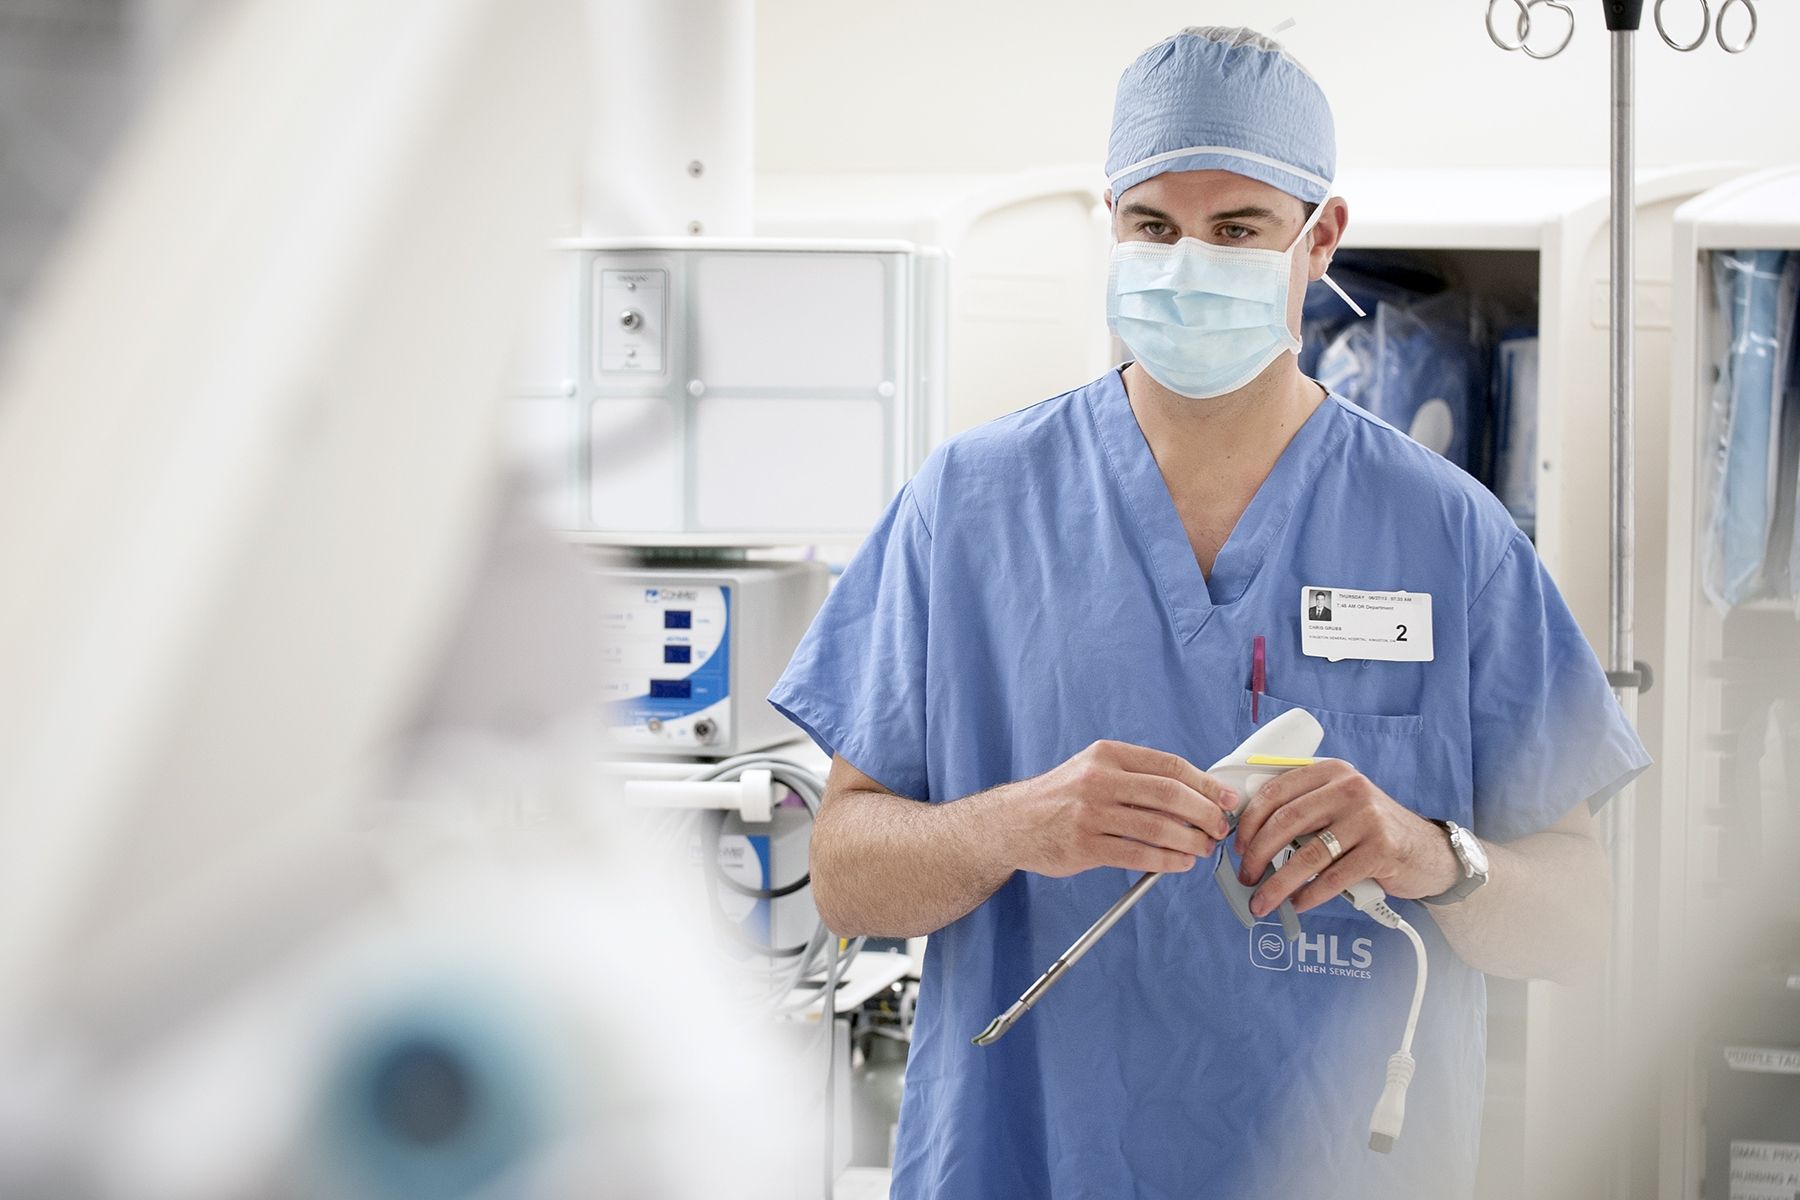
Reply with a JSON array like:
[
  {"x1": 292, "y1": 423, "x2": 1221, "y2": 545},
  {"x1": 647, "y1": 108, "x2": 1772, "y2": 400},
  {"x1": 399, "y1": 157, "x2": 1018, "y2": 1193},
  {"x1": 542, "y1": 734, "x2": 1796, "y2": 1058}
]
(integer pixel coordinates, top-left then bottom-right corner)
[{"x1": 602, "y1": 584, "x2": 732, "y2": 749}]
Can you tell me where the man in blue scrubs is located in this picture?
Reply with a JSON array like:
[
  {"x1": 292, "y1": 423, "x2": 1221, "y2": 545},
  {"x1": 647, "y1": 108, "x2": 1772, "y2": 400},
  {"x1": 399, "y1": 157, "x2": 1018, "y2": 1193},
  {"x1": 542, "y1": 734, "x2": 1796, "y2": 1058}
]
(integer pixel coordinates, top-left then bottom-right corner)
[{"x1": 769, "y1": 25, "x2": 1649, "y2": 1199}]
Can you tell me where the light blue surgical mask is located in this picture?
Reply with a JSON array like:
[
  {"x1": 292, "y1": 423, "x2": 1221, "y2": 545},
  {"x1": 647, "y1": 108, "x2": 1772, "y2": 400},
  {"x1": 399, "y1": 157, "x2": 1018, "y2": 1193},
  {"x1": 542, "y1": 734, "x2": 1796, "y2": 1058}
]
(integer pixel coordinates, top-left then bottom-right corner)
[{"x1": 1106, "y1": 198, "x2": 1361, "y2": 400}]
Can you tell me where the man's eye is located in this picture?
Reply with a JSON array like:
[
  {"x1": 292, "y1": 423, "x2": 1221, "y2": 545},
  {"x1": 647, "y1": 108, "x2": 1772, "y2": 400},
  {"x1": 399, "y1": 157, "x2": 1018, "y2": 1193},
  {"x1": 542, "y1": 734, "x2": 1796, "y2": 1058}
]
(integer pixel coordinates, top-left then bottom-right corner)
[
  {"x1": 1219, "y1": 224, "x2": 1255, "y2": 241},
  {"x1": 1139, "y1": 221, "x2": 1174, "y2": 238}
]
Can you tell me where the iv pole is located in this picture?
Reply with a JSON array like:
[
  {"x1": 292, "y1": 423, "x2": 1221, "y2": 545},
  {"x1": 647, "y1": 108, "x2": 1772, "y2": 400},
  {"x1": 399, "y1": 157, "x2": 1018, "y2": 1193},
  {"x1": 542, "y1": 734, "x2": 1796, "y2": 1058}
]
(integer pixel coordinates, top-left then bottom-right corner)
[
  {"x1": 1492, "y1": 3, "x2": 1760, "y2": 1194},
  {"x1": 1602, "y1": 6, "x2": 1650, "y2": 1199}
]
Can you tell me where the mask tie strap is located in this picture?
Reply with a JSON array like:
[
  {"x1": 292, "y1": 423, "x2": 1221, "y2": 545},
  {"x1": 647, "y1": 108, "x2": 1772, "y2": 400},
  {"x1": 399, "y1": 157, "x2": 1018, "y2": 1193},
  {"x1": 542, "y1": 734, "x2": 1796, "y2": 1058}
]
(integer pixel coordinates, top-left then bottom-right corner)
[
  {"x1": 1320, "y1": 272, "x2": 1367, "y2": 318},
  {"x1": 1285, "y1": 190, "x2": 1367, "y2": 320}
]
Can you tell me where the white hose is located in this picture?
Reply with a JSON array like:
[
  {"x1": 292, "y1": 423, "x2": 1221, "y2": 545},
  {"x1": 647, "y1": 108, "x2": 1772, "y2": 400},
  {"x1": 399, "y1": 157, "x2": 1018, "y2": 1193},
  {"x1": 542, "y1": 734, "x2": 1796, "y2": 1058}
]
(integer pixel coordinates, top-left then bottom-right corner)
[
  {"x1": 1344, "y1": 881, "x2": 1429, "y2": 1152},
  {"x1": 682, "y1": 754, "x2": 863, "y2": 1011}
]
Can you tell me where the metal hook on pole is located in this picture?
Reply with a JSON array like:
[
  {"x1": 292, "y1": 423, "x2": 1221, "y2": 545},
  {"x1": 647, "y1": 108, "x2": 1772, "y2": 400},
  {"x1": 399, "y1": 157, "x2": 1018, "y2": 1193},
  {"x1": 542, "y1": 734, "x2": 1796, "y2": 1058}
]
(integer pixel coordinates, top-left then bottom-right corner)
[
  {"x1": 1486, "y1": 0, "x2": 1532, "y2": 51},
  {"x1": 1488, "y1": 0, "x2": 1577, "y2": 58},
  {"x1": 1520, "y1": 0, "x2": 1577, "y2": 58},
  {"x1": 1654, "y1": 0, "x2": 1759, "y2": 52},
  {"x1": 1716, "y1": 0, "x2": 1758, "y2": 53},
  {"x1": 1654, "y1": 0, "x2": 1711, "y2": 50}
]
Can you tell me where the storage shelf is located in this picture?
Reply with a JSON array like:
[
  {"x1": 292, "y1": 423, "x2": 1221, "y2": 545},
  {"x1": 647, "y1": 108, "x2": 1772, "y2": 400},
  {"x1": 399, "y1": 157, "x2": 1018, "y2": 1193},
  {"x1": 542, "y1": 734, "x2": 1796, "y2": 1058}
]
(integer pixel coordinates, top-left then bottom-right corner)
[
  {"x1": 1336, "y1": 167, "x2": 1606, "y2": 250},
  {"x1": 1663, "y1": 161, "x2": 1800, "y2": 1200},
  {"x1": 1677, "y1": 165, "x2": 1800, "y2": 250}
]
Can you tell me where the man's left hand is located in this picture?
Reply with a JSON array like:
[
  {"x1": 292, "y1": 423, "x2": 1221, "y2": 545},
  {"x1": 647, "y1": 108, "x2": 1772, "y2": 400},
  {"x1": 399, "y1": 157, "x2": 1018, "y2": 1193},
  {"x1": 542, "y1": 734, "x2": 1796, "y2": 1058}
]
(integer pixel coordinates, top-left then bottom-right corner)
[{"x1": 1232, "y1": 759, "x2": 1464, "y2": 916}]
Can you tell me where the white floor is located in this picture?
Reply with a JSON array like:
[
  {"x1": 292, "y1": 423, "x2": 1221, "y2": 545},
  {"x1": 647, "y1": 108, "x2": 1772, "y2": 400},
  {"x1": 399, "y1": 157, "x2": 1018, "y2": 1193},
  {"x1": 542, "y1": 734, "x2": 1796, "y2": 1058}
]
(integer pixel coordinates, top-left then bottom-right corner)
[{"x1": 835, "y1": 1167, "x2": 892, "y2": 1200}]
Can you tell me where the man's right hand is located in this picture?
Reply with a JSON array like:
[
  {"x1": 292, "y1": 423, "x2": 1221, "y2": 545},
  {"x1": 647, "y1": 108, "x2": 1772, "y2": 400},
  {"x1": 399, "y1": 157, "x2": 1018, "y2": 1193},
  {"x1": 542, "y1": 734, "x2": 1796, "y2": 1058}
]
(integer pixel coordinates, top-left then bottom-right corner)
[{"x1": 1004, "y1": 741, "x2": 1238, "y2": 878}]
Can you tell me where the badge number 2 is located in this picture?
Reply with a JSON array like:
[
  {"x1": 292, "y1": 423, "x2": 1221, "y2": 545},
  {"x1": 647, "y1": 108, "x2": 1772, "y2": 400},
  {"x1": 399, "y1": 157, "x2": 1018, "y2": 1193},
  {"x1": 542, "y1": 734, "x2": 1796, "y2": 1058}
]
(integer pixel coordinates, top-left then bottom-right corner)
[{"x1": 1299, "y1": 587, "x2": 1435, "y2": 664}]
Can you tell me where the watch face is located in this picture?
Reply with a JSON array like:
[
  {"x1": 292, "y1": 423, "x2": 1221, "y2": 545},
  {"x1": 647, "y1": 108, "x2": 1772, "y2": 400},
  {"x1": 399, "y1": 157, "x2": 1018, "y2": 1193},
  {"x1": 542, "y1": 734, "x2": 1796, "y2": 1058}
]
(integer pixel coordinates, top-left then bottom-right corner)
[{"x1": 1455, "y1": 828, "x2": 1490, "y2": 875}]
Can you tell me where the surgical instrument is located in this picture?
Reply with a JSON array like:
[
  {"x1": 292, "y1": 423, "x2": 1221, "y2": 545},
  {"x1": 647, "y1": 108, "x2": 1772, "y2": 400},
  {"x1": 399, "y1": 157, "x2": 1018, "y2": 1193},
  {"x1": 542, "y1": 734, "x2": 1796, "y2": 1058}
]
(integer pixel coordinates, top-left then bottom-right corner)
[
  {"x1": 972, "y1": 708, "x2": 1325, "y2": 1048},
  {"x1": 1655, "y1": 0, "x2": 1758, "y2": 53},
  {"x1": 969, "y1": 708, "x2": 1433, "y2": 1153}
]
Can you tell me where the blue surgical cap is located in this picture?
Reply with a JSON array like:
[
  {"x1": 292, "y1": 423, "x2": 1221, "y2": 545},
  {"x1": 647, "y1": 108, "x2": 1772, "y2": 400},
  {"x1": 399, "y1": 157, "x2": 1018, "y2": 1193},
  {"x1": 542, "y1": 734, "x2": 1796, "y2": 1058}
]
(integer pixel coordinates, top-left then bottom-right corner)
[{"x1": 1106, "y1": 26, "x2": 1336, "y2": 205}]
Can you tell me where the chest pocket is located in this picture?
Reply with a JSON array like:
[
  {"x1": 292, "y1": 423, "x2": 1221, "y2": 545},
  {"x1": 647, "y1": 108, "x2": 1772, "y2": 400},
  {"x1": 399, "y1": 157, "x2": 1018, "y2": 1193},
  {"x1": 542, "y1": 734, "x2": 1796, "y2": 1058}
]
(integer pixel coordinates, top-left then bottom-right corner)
[{"x1": 1237, "y1": 687, "x2": 1429, "y2": 818}]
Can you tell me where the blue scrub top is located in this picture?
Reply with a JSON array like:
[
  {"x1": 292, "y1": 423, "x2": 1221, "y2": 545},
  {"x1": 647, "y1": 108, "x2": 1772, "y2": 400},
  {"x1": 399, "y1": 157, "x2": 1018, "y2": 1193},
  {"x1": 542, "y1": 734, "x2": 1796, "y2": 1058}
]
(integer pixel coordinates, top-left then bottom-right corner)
[{"x1": 770, "y1": 369, "x2": 1649, "y2": 1200}]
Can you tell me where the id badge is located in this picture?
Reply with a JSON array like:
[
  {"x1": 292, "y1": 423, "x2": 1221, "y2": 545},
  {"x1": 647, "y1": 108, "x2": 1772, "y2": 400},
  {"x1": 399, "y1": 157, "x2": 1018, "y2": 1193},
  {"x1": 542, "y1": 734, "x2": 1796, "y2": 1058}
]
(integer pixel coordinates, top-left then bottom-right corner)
[{"x1": 1300, "y1": 587, "x2": 1434, "y2": 663}]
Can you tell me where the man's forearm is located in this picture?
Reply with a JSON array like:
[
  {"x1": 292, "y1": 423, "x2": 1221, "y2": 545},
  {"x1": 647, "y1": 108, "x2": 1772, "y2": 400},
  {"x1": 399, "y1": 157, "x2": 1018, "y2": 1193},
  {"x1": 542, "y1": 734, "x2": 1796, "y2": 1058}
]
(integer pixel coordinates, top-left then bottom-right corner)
[
  {"x1": 810, "y1": 785, "x2": 1019, "y2": 939},
  {"x1": 1429, "y1": 826, "x2": 1611, "y2": 985},
  {"x1": 811, "y1": 741, "x2": 1237, "y2": 938}
]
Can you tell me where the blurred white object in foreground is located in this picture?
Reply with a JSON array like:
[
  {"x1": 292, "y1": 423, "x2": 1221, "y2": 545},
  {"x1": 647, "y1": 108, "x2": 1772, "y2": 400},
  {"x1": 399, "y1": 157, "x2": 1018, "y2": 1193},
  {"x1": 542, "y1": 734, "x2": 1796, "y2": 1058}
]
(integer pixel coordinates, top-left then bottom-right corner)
[{"x1": 0, "y1": 1, "x2": 790, "y2": 1196}]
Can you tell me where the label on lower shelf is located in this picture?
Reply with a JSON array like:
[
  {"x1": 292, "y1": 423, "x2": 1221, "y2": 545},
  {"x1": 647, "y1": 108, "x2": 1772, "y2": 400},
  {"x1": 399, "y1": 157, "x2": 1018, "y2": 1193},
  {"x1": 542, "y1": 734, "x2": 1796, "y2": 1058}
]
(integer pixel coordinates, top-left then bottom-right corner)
[
  {"x1": 1726, "y1": 1046, "x2": 1800, "y2": 1075},
  {"x1": 1731, "y1": 1141, "x2": 1800, "y2": 1200}
]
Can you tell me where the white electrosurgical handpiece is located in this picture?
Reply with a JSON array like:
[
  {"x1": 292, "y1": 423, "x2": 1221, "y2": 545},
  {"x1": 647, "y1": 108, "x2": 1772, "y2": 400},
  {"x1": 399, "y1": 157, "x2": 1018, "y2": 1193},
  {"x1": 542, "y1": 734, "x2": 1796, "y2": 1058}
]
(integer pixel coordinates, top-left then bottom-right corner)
[
  {"x1": 972, "y1": 710, "x2": 1325, "y2": 1047},
  {"x1": 970, "y1": 708, "x2": 1430, "y2": 1156},
  {"x1": 1206, "y1": 707, "x2": 1328, "y2": 939},
  {"x1": 1213, "y1": 713, "x2": 1430, "y2": 1153}
]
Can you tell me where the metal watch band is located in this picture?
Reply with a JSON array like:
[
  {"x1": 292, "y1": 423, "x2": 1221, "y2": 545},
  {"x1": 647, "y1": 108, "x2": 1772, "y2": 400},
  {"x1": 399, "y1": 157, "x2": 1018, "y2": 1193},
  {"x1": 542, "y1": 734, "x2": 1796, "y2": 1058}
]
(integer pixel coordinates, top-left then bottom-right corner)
[{"x1": 1423, "y1": 819, "x2": 1488, "y2": 906}]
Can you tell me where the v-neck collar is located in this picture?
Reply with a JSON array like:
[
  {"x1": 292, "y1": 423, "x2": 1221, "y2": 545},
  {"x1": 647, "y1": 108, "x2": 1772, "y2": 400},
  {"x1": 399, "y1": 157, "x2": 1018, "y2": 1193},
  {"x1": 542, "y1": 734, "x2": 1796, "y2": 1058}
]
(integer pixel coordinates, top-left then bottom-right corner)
[{"x1": 1085, "y1": 368, "x2": 1348, "y2": 644}]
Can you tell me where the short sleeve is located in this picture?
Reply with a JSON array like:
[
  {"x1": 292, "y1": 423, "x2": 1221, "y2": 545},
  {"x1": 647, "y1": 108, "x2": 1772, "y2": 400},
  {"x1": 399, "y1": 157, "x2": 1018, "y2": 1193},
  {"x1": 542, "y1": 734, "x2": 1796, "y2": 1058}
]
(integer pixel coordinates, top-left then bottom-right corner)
[
  {"x1": 768, "y1": 482, "x2": 932, "y2": 800},
  {"x1": 1467, "y1": 532, "x2": 1651, "y2": 843}
]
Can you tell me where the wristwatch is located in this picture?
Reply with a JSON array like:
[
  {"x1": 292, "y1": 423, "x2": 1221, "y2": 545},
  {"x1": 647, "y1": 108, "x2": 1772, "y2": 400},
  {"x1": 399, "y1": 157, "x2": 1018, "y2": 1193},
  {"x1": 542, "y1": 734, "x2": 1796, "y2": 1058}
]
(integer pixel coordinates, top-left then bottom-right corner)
[{"x1": 1423, "y1": 819, "x2": 1490, "y2": 905}]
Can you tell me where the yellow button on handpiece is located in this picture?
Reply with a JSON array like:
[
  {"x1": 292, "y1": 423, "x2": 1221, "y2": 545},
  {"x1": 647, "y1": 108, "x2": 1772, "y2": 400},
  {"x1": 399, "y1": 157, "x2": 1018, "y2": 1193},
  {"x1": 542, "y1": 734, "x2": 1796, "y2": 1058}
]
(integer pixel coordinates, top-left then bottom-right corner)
[{"x1": 1244, "y1": 754, "x2": 1318, "y2": 767}]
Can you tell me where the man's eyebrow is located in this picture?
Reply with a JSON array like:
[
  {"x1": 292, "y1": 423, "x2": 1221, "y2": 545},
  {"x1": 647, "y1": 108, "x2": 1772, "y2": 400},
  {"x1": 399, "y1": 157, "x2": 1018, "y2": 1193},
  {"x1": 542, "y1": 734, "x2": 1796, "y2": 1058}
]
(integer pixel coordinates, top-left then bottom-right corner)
[
  {"x1": 1118, "y1": 202, "x2": 1284, "y2": 224},
  {"x1": 1209, "y1": 205, "x2": 1281, "y2": 222},
  {"x1": 1119, "y1": 202, "x2": 1177, "y2": 223}
]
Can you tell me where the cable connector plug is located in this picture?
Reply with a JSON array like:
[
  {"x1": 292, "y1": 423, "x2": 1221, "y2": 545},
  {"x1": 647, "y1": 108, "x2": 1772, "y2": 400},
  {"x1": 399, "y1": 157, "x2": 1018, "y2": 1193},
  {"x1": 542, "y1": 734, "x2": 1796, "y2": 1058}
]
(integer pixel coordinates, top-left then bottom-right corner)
[
  {"x1": 1338, "y1": 879, "x2": 1427, "y2": 1153},
  {"x1": 1342, "y1": 878, "x2": 1403, "y2": 929},
  {"x1": 1368, "y1": 1050, "x2": 1415, "y2": 1152}
]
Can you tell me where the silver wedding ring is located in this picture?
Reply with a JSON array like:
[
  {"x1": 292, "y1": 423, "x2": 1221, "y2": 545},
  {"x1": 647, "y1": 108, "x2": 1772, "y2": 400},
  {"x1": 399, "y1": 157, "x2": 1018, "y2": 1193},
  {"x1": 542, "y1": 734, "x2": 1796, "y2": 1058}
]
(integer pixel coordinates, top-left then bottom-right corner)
[{"x1": 1317, "y1": 829, "x2": 1343, "y2": 862}]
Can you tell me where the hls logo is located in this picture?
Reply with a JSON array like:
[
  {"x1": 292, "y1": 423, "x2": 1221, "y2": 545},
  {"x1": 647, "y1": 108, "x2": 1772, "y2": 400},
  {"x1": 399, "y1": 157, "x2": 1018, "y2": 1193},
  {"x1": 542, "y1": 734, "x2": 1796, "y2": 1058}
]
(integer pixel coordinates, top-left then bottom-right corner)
[{"x1": 1250, "y1": 921, "x2": 1375, "y2": 980}]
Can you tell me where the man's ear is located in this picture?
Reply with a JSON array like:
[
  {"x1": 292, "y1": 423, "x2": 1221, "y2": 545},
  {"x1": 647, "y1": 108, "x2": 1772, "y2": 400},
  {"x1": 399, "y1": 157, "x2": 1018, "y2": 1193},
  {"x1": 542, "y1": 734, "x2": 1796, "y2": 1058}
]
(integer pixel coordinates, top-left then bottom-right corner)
[
  {"x1": 1307, "y1": 197, "x2": 1349, "y2": 277},
  {"x1": 1321, "y1": 197, "x2": 1349, "y2": 252},
  {"x1": 1103, "y1": 188, "x2": 1114, "y2": 213}
]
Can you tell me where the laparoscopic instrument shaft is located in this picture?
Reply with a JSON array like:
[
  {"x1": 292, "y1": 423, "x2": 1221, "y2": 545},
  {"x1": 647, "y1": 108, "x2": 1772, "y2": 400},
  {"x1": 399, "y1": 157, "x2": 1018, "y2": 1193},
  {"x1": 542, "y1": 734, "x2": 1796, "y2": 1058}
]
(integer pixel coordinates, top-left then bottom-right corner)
[{"x1": 970, "y1": 870, "x2": 1163, "y2": 1046}]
